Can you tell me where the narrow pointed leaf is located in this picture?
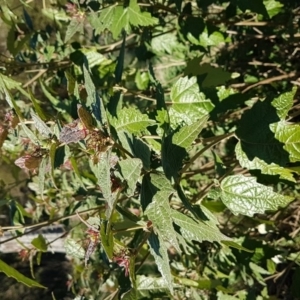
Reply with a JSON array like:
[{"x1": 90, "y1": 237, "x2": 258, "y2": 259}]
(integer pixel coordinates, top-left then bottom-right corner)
[
  {"x1": 38, "y1": 156, "x2": 48, "y2": 199},
  {"x1": 31, "y1": 110, "x2": 52, "y2": 138},
  {"x1": 0, "y1": 259, "x2": 46, "y2": 288},
  {"x1": 100, "y1": 222, "x2": 114, "y2": 259}
]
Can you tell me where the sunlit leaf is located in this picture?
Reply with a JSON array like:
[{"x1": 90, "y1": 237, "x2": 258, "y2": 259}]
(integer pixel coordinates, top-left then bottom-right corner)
[
  {"x1": 119, "y1": 158, "x2": 142, "y2": 195},
  {"x1": 235, "y1": 141, "x2": 295, "y2": 182},
  {"x1": 169, "y1": 76, "x2": 214, "y2": 126},
  {"x1": 147, "y1": 232, "x2": 173, "y2": 294},
  {"x1": 220, "y1": 174, "x2": 294, "y2": 216},
  {"x1": 172, "y1": 116, "x2": 208, "y2": 148},
  {"x1": 31, "y1": 234, "x2": 47, "y2": 252},
  {"x1": 31, "y1": 110, "x2": 52, "y2": 138},
  {"x1": 271, "y1": 121, "x2": 300, "y2": 162},
  {"x1": 145, "y1": 190, "x2": 181, "y2": 253},
  {"x1": 271, "y1": 87, "x2": 296, "y2": 120},
  {"x1": 110, "y1": 107, "x2": 156, "y2": 135},
  {"x1": 0, "y1": 259, "x2": 45, "y2": 288},
  {"x1": 171, "y1": 210, "x2": 230, "y2": 243}
]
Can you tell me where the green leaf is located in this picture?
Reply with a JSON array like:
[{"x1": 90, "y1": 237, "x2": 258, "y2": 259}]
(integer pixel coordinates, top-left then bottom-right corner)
[
  {"x1": 49, "y1": 142, "x2": 60, "y2": 187},
  {"x1": 145, "y1": 190, "x2": 181, "y2": 253},
  {"x1": 19, "y1": 123, "x2": 39, "y2": 145},
  {"x1": 221, "y1": 240, "x2": 253, "y2": 253},
  {"x1": 169, "y1": 76, "x2": 214, "y2": 126},
  {"x1": 132, "y1": 138, "x2": 151, "y2": 170},
  {"x1": 199, "y1": 31, "x2": 226, "y2": 49},
  {"x1": 39, "y1": 80, "x2": 60, "y2": 107},
  {"x1": 0, "y1": 81, "x2": 23, "y2": 119},
  {"x1": 185, "y1": 63, "x2": 232, "y2": 88},
  {"x1": 111, "y1": 0, "x2": 158, "y2": 38},
  {"x1": 175, "y1": 276, "x2": 222, "y2": 290},
  {"x1": 271, "y1": 121, "x2": 300, "y2": 162},
  {"x1": 135, "y1": 70, "x2": 150, "y2": 90},
  {"x1": 162, "y1": 132, "x2": 187, "y2": 180},
  {"x1": 235, "y1": 141, "x2": 295, "y2": 182},
  {"x1": 172, "y1": 116, "x2": 208, "y2": 148},
  {"x1": 110, "y1": 107, "x2": 156, "y2": 135},
  {"x1": 28, "y1": 90, "x2": 48, "y2": 121},
  {"x1": 64, "y1": 70, "x2": 78, "y2": 97},
  {"x1": 83, "y1": 61, "x2": 97, "y2": 108},
  {"x1": 0, "y1": 259, "x2": 45, "y2": 288},
  {"x1": 237, "y1": 0, "x2": 269, "y2": 19},
  {"x1": 171, "y1": 210, "x2": 230, "y2": 243},
  {"x1": 236, "y1": 98, "x2": 289, "y2": 166},
  {"x1": 271, "y1": 87, "x2": 296, "y2": 120},
  {"x1": 65, "y1": 17, "x2": 84, "y2": 43},
  {"x1": 31, "y1": 110, "x2": 52, "y2": 138},
  {"x1": 88, "y1": 5, "x2": 118, "y2": 35},
  {"x1": 119, "y1": 158, "x2": 142, "y2": 195},
  {"x1": 220, "y1": 174, "x2": 294, "y2": 216},
  {"x1": 135, "y1": 275, "x2": 173, "y2": 297},
  {"x1": 31, "y1": 234, "x2": 47, "y2": 252},
  {"x1": 100, "y1": 222, "x2": 114, "y2": 259},
  {"x1": 64, "y1": 238, "x2": 85, "y2": 259},
  {"x1": 115, "y1": 31, "x2": 126, "y2": 84},
  {"x1": 90, "y1": 1, "x2": 158, "y2": 38},
  {"x1": 90, "y1": 151, "x2": 115, "y2": 219},
  {"x1": 264, "y1": 0, "x2": 283, "y2": 18},
  {"x1": 38, "y1": 157, "x2": 48, "y2": 199},
  {"x1": 147, "y1": 232, "x2": 173, "y2": 294}
]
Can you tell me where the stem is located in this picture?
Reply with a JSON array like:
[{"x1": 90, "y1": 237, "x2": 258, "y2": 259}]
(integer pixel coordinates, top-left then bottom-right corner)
[{"x1": 179, "y1": 132, "x2": 235, "y2": 176}]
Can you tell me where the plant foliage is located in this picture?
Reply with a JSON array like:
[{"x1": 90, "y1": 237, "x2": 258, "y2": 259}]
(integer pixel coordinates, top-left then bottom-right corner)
[{"x1": 0, "y1": 0, "x2": 300, "y2": 299}]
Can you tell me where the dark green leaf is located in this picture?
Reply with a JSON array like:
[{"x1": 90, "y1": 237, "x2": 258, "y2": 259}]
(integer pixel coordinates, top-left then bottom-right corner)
[{"x1": 236, "y1": 98, "x2": 289, "y2": 166}]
